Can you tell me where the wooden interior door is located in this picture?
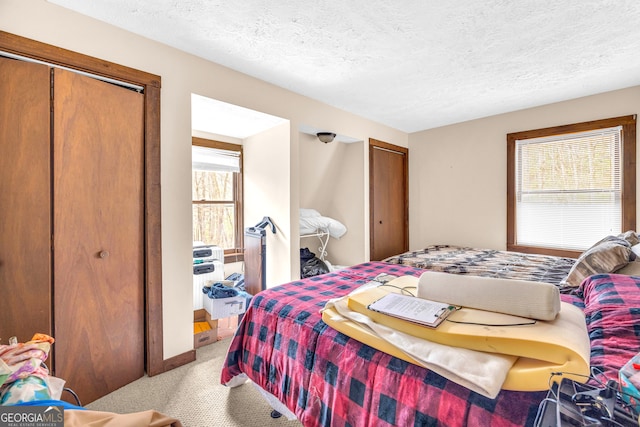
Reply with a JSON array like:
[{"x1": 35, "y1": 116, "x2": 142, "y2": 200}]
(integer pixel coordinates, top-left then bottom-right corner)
[
  {"x1": 52, "y1": 68, "x2": 145, "y2": 403},
  {"x1": 0, "y1": 57, "x2": 52, "y2": 344},
  {"x1": 369, "y1": 139, "x2": 409, "y2": 261}
]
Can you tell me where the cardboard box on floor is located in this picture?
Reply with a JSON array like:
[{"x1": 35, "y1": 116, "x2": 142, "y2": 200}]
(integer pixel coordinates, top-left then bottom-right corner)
[
  {"x1": 193, "y1": 309, "x2": 240, "y2": 348},
  {"x1": 193, "y1": 309, "x2": 217, "y2": 348}
]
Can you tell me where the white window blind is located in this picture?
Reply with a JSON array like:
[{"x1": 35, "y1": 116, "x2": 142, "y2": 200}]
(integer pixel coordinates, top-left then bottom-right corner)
[
  {"x1": 515, "y1": 126, "x2": 622, "y2": 251},
  {"x1": 192, "y1": 145, "x2": 240, "y2": 172}
]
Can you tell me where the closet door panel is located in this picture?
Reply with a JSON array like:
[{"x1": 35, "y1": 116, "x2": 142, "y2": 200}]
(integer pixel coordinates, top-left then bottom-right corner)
[
  {"x1": 0, "y1": 57, "x2": 52, "y2": 343},
  {"x1": 52, "y1": 68, "x2": 144, "y2": 403},
  {"x1": 369, "y1": 140, "x2": 408, "y2": 261}
]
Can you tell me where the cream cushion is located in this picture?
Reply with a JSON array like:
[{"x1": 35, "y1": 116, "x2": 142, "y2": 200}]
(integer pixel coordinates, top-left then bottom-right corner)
[{"x1": 417, "y1": 271, "x2": 560, "y2": 321}]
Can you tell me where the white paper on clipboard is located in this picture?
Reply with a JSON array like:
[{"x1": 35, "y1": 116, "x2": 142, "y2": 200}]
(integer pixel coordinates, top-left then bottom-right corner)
[{"x1": 367, "y1": 293, "x2": 457, "y2": 328}]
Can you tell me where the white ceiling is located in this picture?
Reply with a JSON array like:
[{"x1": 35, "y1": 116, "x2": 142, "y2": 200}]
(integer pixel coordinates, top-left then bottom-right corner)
[
  {"x1": 191, "y1": 94, "x2": 288, "y2": 139},
  {"x1": 49, "y1": 0, "x2": 640, "y2": 133}
]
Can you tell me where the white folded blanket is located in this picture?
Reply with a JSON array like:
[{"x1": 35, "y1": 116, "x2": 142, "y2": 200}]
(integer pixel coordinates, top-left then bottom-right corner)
[
  {"x1": 299, "y1": 215, "x2": 347, "y2": 239},
  {"x1": 322, "y1": 280, "x2": 516, "y2": 399},
  {"x1": 418, "y1": 271, "x2": 560, "y2": 321},
  {"x1": 299, "y1": 208, "x2": 347, "y2": 238}
]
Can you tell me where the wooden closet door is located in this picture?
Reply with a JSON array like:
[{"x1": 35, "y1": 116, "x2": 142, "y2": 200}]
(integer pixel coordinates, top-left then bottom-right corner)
[
  {"x1": 0, "y1": 57, "x2": 52, "y2": 343},
  {"x1": 369, "y1": 139, "x2": 409, "y2": 261},
  {"x1": 52, "y1": 68, "x2": 145, "y2": 403}
]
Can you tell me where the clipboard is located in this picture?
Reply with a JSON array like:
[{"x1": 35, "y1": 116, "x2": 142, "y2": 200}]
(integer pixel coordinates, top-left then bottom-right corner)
[{"x1": 367, "y1": 293, "x2": 458, "y2": 328}]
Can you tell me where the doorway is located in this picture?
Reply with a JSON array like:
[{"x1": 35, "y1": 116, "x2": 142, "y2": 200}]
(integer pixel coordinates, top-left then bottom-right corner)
[{"x1": 190, "y1": 94, "x2": 288, "y2": 331}]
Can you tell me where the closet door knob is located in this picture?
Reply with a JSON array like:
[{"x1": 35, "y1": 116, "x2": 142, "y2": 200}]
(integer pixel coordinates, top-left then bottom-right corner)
[{"x1": 99, "y1": 250, "x2": 110, "y2": 259}]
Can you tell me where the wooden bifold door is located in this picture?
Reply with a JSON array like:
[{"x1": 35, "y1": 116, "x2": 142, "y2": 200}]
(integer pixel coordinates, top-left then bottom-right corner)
[{"x1": 0, "y1": 55, "x2": 145, "y2": 404}]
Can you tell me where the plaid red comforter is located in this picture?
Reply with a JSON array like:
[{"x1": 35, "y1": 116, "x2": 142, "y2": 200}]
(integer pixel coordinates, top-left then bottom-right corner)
[{"x1": 220, "y1": 263, "x2": 640, "y2": 426}]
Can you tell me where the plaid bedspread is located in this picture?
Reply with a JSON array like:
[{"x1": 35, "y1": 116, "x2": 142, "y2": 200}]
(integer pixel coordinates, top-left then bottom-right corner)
[
  {"x1": 384, "y1": 245, "x2": 576, "y2": 286},
  {"x1": 220, "y1": 263, "x2": 639, "y2": 426},
  {"x1": 574, "y1": 273, "x2": 640, "y2": 386}
]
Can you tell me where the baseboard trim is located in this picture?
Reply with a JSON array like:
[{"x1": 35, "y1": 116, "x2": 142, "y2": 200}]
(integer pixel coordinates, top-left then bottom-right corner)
[{"x1": 160, "y1": 349, "x2": 196, "y2": 374}]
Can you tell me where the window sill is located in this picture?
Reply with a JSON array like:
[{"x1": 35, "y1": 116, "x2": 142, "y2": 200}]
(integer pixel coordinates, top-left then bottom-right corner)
[{"x1": 224, "y1": 252, "x2": 244, "y2": 263}]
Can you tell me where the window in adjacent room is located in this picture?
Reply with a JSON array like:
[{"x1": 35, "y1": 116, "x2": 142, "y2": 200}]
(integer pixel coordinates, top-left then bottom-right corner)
[
  {"x1": 507, "y1": 115, "x2": 636, "y2": 258},
  {"x1": 192, "y1": 137, "x2": 243, "y2": 262}
]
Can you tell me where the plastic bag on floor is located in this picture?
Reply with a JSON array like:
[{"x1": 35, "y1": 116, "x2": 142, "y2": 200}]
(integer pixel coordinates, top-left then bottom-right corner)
[{"x1": 301, "y1": 251, "x2": 329, "y2": 278}]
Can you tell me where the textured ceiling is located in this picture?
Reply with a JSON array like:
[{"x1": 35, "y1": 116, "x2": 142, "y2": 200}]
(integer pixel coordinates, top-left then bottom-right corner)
[{"x1": 48, "y1": 0, "x2": 640, "y2": 133}]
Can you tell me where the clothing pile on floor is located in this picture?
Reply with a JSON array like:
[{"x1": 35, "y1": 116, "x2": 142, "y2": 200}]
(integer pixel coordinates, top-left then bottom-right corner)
[
  {"x1": 1, "y1": 334, "x2": 185, "y2": 426},
  {"x1": 0, "y1": 333, "x2": 64, "y2": 405}
]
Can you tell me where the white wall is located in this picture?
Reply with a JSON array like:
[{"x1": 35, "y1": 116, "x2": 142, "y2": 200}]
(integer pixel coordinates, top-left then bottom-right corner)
[
  {"x1": 244, "y1": 122, "x2": 294, "y2": 287},
  {"x1": 0, "y1": 0, "x2": 407, "y2": 360},
  {"x1": 298, "y1": 133, "x2": 366, "y2": 266},
  {"x1": 408, "y1": 86, "x2": 640, "y2": 251}
]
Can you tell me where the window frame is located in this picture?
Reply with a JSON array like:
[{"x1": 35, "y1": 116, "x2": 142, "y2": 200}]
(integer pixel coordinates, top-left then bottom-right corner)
[
  {"x1": 507, "y1": 115, "x2": 636, "y2": 258},
  {"x1": 192, "y1": 136, "x2": 244, "y2": 263}
]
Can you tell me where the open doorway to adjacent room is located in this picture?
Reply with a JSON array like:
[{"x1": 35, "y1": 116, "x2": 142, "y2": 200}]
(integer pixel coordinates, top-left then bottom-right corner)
[{"x1": 190, "y1": 94, "x2": 288, "y2": 342}]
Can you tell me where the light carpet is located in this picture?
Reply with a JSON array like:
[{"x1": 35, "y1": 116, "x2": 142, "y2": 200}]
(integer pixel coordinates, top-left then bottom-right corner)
[{"x1": 86, "y1": 338, "x2": 303, "y2": 427}]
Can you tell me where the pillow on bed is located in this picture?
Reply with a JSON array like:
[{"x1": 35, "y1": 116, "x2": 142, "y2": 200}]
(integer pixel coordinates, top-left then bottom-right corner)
[
  {"x1": 620, "y1": 230, "x2": 639, "y2": 246},
  {"x1": 591, "y1": 231, "x2": 637, "y2": 248},
  {"x1": 563, "y1": 238, "x2": 631, "y2": 287}
]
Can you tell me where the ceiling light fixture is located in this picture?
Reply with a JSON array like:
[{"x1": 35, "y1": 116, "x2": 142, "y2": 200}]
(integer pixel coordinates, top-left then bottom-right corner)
[{"x1": 316, "y1": 132, "x2": 336, "y2": 143}]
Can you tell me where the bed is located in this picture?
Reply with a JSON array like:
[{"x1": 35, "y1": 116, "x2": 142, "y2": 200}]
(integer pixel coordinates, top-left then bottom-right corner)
[{"x1": 221, "y1": 241, "x2": 640, "y2": 426}]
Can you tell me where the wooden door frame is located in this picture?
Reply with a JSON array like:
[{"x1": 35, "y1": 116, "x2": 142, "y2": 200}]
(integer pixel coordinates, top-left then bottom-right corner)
[
  {"x1": 369, "y1": 138, "x2": 409, "y2": 260},
  {"x1": 0, "y1": 31, "x2": 167, "y2": 376}
]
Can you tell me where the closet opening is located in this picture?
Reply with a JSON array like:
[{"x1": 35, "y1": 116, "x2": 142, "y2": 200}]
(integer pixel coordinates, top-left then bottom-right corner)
[{"x1": 0, "y1": 31, "x2": 163, "y2": 393}]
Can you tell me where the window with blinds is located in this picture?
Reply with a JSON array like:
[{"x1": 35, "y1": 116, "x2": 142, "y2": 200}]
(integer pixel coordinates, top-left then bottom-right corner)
[
  {"x1": 192, "y1": 138, "x2": 243, "y2": 258},
  {"x1": 192, "y1": 145, "x2": 240, "y2": 173},
  {"x1": 516, "y1": 127, "x2": 621, "y2": 250},
  {"x1": 507, "y1": 115, "x2": 636, "y2": 257}
]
